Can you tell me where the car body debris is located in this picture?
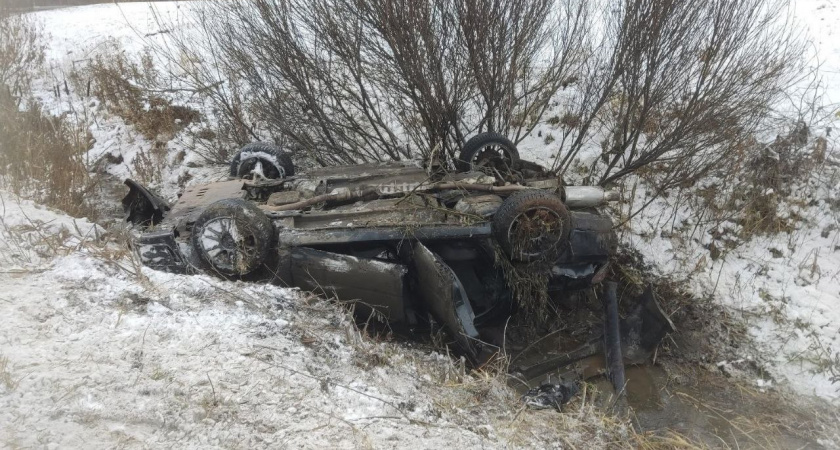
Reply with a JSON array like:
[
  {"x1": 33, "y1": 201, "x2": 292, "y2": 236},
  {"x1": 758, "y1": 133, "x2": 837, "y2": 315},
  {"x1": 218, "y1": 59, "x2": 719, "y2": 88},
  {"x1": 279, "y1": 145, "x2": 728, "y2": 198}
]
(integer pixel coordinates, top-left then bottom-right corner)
[{"x1": 522, "y1": 381, "x2": 580, "y2": 410}]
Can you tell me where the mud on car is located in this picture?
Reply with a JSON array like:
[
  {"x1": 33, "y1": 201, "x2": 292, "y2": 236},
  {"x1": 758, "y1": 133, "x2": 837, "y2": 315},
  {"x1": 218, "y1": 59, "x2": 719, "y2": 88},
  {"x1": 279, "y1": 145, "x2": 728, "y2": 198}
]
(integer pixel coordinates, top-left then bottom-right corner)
[{"x1": 123, "y1": 133, "x2": 639, "y2": 364}]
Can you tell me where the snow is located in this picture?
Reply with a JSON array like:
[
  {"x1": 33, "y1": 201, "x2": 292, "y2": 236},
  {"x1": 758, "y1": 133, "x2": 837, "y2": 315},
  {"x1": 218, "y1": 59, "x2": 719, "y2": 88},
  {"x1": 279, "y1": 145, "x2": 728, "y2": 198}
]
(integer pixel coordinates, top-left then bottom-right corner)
[
  {"x1": 794, "y1": 0, "x2": 840, "y2": 110},
  {"x1": 27, "y1": 2, "x2": 228, "y2": 202},
  {"x1": 626, "y1": 175, "x2": 840, "y2": 400},
  {"x1": 4, "y1": 2, "x2": 840, "y2": 445},
  {"x1": 0, "y1": 191, "x2": 103, "y2": 270}
]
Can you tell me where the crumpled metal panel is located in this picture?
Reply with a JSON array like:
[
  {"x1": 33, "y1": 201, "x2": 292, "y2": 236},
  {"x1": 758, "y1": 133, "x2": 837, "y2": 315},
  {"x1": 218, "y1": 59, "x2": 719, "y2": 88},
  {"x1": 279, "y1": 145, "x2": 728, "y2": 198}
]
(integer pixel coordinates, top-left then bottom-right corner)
[
  {"x1": 135, "y1": 230, "x2": 188, "y2": 273},
  {"x1": 413, "y1": 242, "x2": 480, "y2": 359},
  {"x1": 122, "y1": 179, "x2": 170, "y2": 227},
  {"x1": 290, "y1": 247, "x2": 409, "y2": 322}
]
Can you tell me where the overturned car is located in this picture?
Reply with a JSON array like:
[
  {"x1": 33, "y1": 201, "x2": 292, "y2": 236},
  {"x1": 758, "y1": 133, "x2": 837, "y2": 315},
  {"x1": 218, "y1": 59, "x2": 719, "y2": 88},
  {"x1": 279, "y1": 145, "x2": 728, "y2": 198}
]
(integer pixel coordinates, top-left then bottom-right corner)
[{"x1": 123, "y1": 133, "x2": 670, "y2": 378}]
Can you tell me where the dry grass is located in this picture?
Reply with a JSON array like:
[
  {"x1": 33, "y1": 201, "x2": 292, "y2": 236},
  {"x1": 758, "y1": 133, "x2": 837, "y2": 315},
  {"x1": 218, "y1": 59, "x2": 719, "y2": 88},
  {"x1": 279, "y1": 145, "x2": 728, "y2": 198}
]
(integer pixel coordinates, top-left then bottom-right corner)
[
  {"x1": 80, "y1": 43, "x2": 200, "y2": 142},
  {"x1": 678, "y1": 122, "x2": 818, "y2": 246},
  {"x1": 0, "y1": 94, "x2": 96, "y2": 217},
  {"x1": 69, "y1": 39, "x2": 236, "y2": 174},
  {"x1": 0, "y1": 13, "x2": 44, "y2": 98},
  {"x1": 492, "y1": 243, "x2": 552, "y2": 326},
  {"x1": 278, "y1": 290, "x2": 644, "y2": 447},
  {"x1": 0, "y1": 354, "x2": 19, "y2": 392},
  {"x1": 0, "y1": 12, "x2": 98, "y2": 218}
]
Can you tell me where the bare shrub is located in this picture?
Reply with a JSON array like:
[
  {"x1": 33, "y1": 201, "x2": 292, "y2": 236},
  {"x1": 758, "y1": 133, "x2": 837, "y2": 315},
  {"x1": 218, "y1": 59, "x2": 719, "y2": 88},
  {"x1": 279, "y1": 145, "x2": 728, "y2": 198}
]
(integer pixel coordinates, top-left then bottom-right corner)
[
  {"x1": 156, "y1": 0, "x2": 804, "y2": 190},
  {"x1": 137, "y1": 0, "x2": 807, "y2": 207},
  {"x1": 147, "y1": 0, "x2": 587, "y2": 165},
  {"x1": 550, "y1": 0, "x2": 806, "y2": 191},
  {"x1": 457, "y1": 0, "x2": 588, "y2": 143}
]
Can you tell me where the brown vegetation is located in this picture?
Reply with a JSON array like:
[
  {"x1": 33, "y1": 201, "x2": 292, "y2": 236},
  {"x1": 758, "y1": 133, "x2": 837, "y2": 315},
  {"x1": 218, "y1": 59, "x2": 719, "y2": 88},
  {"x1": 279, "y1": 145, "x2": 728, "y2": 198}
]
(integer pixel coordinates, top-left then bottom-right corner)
[
  {"x1": 0, "y1": 12, "x2": 95, "y2": 217},
  {"x1": 81, "y1": 44, "x2": 200, "y2": 142}
]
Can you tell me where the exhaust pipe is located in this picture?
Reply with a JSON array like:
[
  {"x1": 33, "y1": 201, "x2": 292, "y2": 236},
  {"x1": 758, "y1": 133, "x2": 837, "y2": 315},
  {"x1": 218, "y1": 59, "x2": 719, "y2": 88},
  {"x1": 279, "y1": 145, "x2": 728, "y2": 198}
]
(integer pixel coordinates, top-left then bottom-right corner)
[{"x1": 564, "y1": 186, "x2": 620, "y2": 208}]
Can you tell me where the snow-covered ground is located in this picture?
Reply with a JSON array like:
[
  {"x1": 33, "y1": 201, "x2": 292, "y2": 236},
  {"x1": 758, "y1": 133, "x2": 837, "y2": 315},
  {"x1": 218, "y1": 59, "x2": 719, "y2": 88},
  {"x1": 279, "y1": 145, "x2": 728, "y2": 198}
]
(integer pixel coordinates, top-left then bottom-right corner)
[
  {"x1": 31, "y1": 2, "x2": 230, "y2": 202},
  {"x1": 4, "y1": 1, "x2": 840, "y2": 446}
]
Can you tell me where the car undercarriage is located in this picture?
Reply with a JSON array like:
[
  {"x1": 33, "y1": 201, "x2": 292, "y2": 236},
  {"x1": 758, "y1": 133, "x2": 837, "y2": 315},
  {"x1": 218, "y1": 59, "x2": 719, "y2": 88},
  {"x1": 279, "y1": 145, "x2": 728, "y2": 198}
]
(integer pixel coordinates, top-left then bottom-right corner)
[{"x1": 122, "y1": 133, "x2": 673, "y2": 395}]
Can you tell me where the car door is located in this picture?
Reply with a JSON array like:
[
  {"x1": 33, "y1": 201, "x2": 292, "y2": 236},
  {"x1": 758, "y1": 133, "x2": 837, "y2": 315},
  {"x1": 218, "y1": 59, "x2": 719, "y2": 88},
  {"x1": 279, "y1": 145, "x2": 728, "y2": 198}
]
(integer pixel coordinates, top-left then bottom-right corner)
[{"x1": 413, "y1": 242, "x2": 481, "y2": 360}]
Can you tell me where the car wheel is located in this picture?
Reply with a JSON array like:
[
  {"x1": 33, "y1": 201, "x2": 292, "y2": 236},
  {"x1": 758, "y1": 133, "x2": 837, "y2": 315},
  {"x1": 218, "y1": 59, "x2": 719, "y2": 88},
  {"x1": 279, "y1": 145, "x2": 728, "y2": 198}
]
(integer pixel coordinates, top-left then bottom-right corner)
[
  {"x1": 191, "y1": 198, "x2": 274, "y2": 277},
  {"x1": 456, "y1": 132, "x2": 521, "y2": 176},
  {"x1": 493, "y1": 190, "x2": 571, "y2": 263},
  {"x1": 230, "y1": 143, "x2": 295, "y2": 180}
]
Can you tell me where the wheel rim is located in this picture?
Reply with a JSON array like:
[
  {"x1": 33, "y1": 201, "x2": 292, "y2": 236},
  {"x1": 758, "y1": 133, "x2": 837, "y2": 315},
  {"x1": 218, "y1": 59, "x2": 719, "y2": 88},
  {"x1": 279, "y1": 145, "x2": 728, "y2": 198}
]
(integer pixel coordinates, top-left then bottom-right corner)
[
  {"x1": 469, "y1": 143, "x2": 514, "y2": 177},
  {"x1": 197, "y1": 216, "x2": 258, "y2": 274},
  {"x1": 471, "y1": 143, "x2": 513, "y2": 166},
  {"x1": 239, "y1": 157, "x2": 284, "y2": 180},
  {"x1": 507, "y1": 207, "x2": 565, "y2": 260}
]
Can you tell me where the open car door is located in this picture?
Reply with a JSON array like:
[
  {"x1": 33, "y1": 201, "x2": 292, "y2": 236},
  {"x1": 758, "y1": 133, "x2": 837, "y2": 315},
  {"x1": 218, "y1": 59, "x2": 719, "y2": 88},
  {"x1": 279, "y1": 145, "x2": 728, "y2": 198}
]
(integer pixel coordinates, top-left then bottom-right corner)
[{"x1": 413, "y1": 242, "x2": 481, "y2": 361}]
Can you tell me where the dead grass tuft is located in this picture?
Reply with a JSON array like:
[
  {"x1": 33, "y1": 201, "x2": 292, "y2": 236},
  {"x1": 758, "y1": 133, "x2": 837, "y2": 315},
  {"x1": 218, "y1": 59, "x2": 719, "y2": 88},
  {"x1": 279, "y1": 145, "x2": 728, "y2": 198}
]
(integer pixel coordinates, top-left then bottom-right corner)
[
  {"x1": 691, "y1": 122, "x2": 818, "y2": 243},
  {"x1": 81, "y1": 42, "x2": 200, "y2": 142},
  {"x1": 0, "y1": 94, "x2": 97, "y2": 218},
  {"x1": 0, "y1": 355, "x2": 18, "y2": 391}
]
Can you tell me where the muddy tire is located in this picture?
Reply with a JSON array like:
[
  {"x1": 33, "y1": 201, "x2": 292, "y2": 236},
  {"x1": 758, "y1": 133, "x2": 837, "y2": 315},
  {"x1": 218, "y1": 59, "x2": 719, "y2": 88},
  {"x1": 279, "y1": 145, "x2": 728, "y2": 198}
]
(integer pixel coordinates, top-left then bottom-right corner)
[
  {"x1": 493, "y1": 190, "x2": 571, "y2": 262},
  {"x1": 230, "y1": 143, "x2": 295, "y2": 180},
  {"x1": 456, "y1": 132, "x2": 520, "y2": 175},
  {"x1": 191, "y1": 198, "x2": 274, "y2": 277}
]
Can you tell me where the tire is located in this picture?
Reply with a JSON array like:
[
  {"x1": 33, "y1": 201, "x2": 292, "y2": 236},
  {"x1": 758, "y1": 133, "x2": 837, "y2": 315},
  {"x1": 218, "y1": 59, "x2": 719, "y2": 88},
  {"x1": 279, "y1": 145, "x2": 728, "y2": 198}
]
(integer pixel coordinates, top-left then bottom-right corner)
[
  {"x1": 191, "y1": 198, "x2": 274, "y2": 277},
  {"x1": 492, "y1": 190, "x2": 571, "y2": 263},
  {"x1": 229, "y1": 143, "x2": 295, "y2": 180},
  {"x1": 456, "y1": 132, "x2": 520, "y2": 174}
]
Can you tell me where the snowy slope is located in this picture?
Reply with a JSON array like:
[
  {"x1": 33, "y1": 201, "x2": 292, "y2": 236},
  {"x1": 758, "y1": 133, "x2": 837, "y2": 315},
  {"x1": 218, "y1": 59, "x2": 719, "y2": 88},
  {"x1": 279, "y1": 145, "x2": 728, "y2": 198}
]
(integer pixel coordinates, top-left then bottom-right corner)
[
  {"x1": 19, "y1": 0, "x2": 840, "y2": 404},
  {"x1": 796, "y1": 0, "x2": 840, "y2": 109},
  {"x1": 622, "y1": 0, "x2": 840, "y2": 401},
  {"x1": 30, "y1": 2, "x2": 227, "y2": 202}
]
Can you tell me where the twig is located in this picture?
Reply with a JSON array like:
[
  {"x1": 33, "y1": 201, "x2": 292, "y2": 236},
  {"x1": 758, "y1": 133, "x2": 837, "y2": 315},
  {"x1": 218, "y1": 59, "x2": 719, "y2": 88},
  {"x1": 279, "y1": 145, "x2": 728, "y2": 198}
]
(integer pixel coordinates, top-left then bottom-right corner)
[{"x1": 207, "y1": 372, "x2": 217, "y2": 405}]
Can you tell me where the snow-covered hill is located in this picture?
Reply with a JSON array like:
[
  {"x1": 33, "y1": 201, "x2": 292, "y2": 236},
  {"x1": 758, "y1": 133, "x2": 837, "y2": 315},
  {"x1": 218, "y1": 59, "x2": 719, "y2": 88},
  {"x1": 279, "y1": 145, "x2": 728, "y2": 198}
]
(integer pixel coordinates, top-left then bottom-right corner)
[
  {"x1": 24, "y1": 0, "x2": 840, "y2": 401},
  {"x1": 3, "y1": 1, "x2": 840, "y2": 447}
]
